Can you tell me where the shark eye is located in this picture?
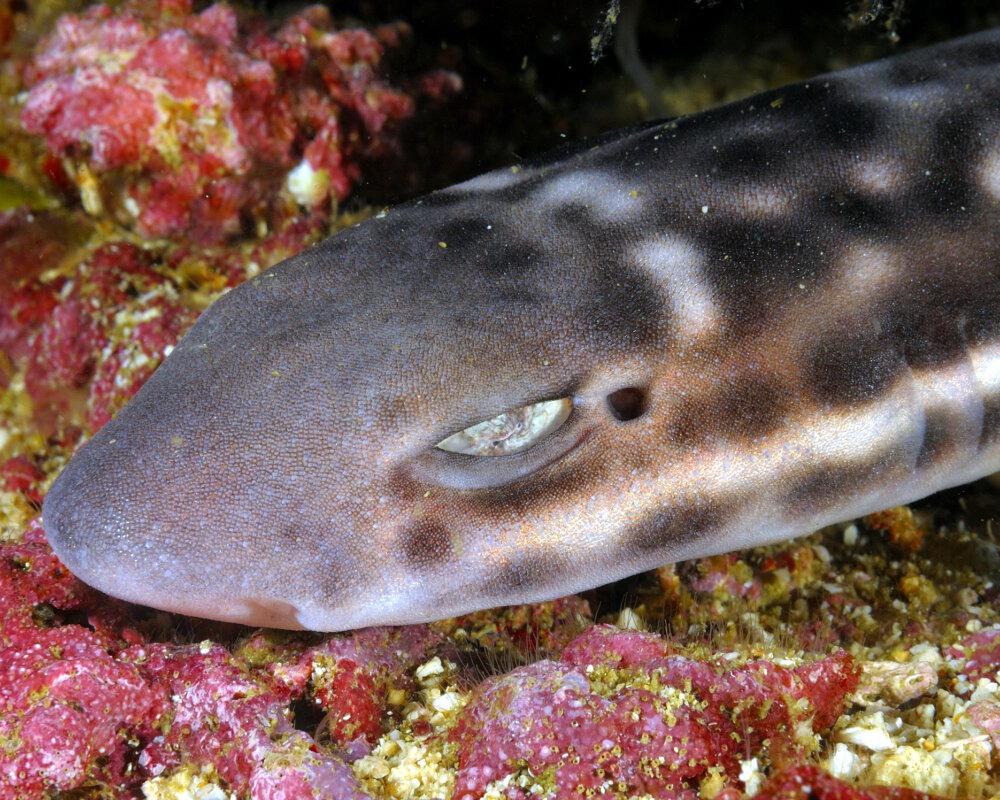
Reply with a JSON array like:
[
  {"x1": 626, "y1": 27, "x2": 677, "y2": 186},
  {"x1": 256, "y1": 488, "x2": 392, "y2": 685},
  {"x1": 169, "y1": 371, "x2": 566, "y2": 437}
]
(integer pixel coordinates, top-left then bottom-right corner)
[{"x1": 435, "y1": 397, "x2": 573, "y2": 456}]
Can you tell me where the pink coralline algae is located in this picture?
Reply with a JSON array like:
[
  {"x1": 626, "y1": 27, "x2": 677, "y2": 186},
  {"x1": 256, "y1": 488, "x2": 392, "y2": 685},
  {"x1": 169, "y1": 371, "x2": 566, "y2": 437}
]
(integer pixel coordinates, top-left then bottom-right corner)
[
  {"x1": 946, "y1": 627, "x2": 1000, "y2": 684},
  {"x1": 750, "y1": 765, "x2": 945, "y2": 800},
  {"x1": 451, "y1": 625, "x2": 860, "y2": 800},
  {"x1": 0, "y1": 238, "x2": 196, "y2": 432},
  {"x1": 0, "y1": 521, "x2": 155, "y2": 797},
  {"x1": 20, "y1": 0, "x2": 461, "y2": 242},
  {"x1": 0, "y1": 207, "x2": 331, "y2": 437},
  {"x1": 132, "y1": 641, "x2": 373, "y2": 800},
  {"x1": 0, "y1": 456, "x2": 45, "y2": 505},
  {"x1": 0, "y1": 519, "x2": 445, "y2": 798}
]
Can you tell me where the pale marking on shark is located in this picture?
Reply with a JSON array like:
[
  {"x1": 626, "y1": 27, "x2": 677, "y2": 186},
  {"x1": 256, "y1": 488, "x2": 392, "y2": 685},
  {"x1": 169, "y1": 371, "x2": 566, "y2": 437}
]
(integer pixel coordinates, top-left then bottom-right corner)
[
  {"x1": 978, "y1": 147, "x2": 1000, "y2": 199},
  {"x1": 530, "y1": 169, "x2": 646, "y2": 222},
  {"x1": 41, "y1": 28, "x2": 1000, "y2": 631},
  {"x1": 834, "y1": 246, "x2": 898, "y2": 299},
  {"x1": 971, "y1": 343, "x2": 1000, "y2": 397},
  {"x1": 632, "y1": 236, "x2": 719, "y2": 338},
  {"x1": 850, "y1": 155, "x2": 909, "y2": 197}
]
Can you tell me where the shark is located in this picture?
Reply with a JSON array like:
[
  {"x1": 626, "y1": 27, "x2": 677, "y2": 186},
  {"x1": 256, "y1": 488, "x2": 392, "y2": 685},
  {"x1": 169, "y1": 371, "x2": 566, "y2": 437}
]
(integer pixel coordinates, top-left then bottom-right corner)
[{"x1": 42, "y1": 28, "x2": 1000, "y2": 630}]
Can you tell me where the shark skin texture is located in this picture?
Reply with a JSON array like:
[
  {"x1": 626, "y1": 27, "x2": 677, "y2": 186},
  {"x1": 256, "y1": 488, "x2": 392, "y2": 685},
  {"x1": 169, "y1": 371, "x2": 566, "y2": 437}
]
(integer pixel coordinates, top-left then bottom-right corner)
[{"x1": 42, "y1": 28, "x2": 1000, "y2": 631}]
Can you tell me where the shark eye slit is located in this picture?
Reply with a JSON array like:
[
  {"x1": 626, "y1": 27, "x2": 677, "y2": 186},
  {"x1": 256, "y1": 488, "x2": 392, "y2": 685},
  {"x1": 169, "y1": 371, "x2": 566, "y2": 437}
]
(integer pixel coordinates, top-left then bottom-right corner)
[
  {"x1": 435, "y1": 397, "x2": 573, "y2": 456},
  {"x1": 607, "y1": 387, "x2": 646, "y2": 421}
]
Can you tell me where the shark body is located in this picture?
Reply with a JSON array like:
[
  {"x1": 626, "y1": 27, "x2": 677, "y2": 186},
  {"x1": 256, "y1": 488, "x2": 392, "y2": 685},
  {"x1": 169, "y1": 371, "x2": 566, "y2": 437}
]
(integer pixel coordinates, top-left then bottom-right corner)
[{"x1": 43, "y1": 29, "x2": 1000, "y2": 630}]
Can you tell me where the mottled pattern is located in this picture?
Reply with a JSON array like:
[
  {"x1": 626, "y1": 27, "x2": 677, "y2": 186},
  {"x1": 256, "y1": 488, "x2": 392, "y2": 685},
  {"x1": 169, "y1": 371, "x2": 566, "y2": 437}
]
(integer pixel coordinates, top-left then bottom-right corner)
[{"x1": 44, "y1": 29, "x2": 1000, "y2": 630}]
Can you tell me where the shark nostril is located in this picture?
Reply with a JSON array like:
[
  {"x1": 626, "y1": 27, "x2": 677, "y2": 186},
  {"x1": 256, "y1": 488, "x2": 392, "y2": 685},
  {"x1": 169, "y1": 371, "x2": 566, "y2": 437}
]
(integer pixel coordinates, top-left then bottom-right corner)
[{"x1": 607, "y1": 387, "x2": 647, "y2": 421}]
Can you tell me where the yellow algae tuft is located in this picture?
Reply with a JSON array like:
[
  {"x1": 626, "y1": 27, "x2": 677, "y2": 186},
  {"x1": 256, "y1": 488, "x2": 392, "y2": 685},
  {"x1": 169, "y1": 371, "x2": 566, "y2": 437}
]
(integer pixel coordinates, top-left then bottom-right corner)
[
  {"x1": 864, "y1": 507, "x2": 924, "y2": 552},
  {"x1": 353, "y1": 655, "x2": 467, "y2": 800},
  {"x1": 355, "y1": 732, "x2": 456, "y2": 800},
  {"x1": 142, "y1": 764, "x2": 234, "y2": 800},
  {"x1": 870, "y1": 745, "x2": 960, "y2": 796},
  {"x1": 830, "y1": 670, "x2": 1000, "y2": 798}
]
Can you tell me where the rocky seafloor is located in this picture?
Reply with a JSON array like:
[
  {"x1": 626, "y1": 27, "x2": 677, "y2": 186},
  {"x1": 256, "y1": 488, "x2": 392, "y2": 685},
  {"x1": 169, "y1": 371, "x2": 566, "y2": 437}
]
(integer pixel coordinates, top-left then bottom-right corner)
[{"x1": 1, "y1": 1, "x2": 999, "y2": 798}]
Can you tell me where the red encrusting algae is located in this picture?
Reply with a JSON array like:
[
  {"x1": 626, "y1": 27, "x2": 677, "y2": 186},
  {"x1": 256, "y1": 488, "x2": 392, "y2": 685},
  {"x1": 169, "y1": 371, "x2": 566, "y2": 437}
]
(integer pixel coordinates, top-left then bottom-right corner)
[
  {"x1": 1, "y1": 519, "x2": 447, "y2": 798},
  {"x1": 451, "y1": 625, "x2": 859, "y2": 799},
  {"x1": 19, "y1": 0, "x2": 461, "y2": 243}
]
